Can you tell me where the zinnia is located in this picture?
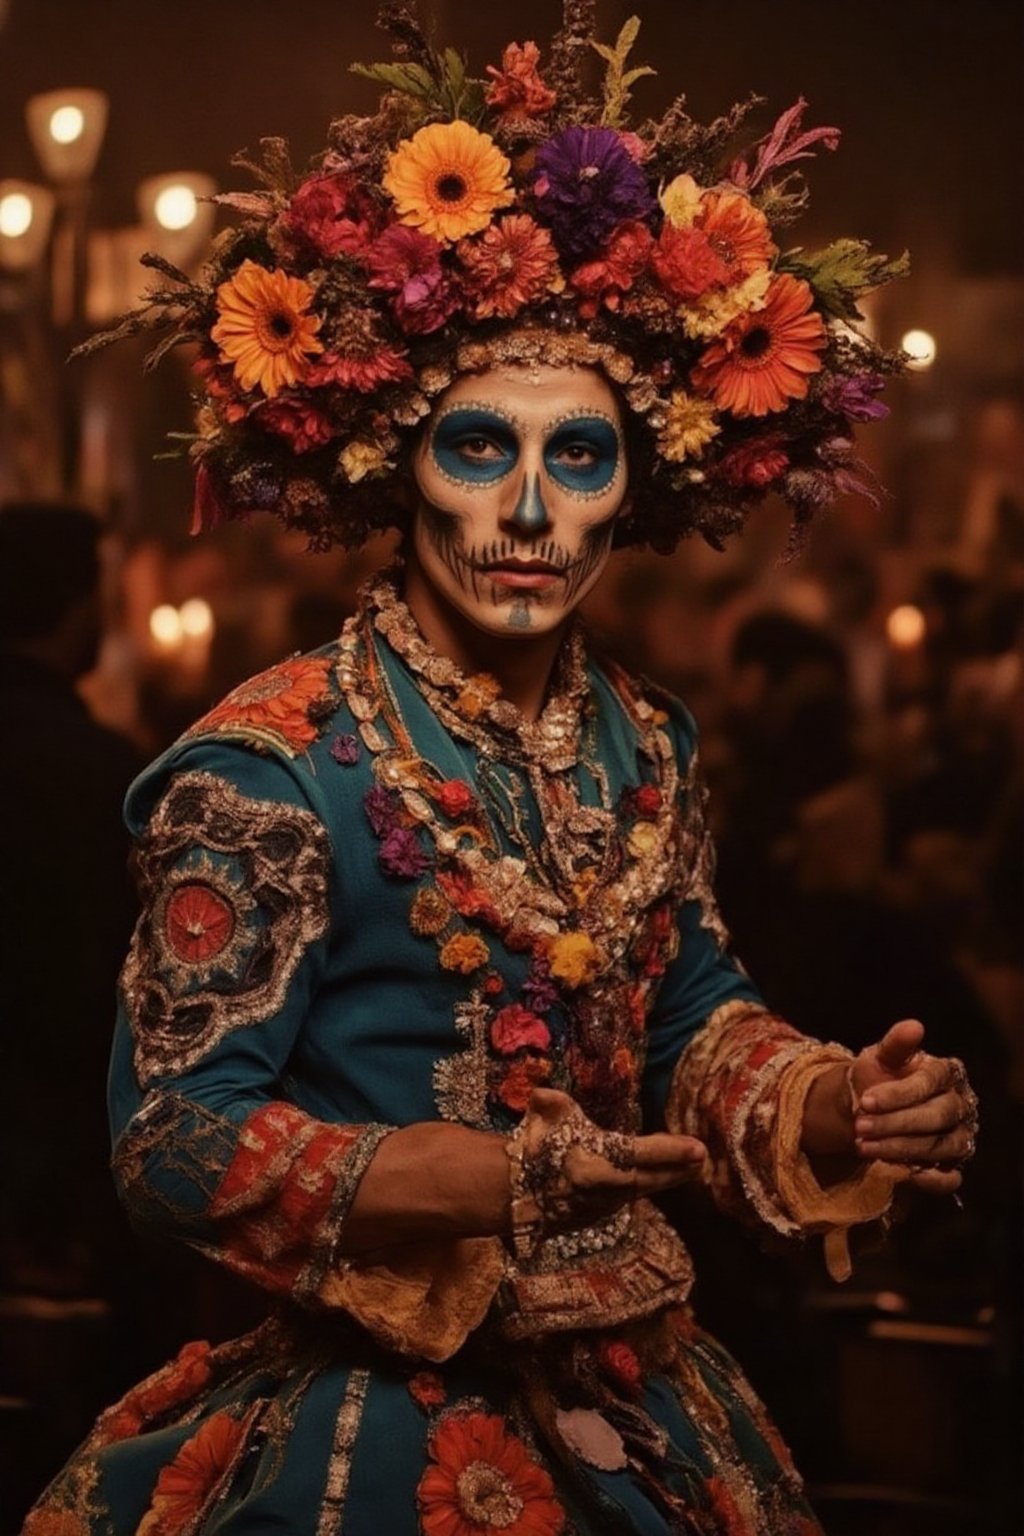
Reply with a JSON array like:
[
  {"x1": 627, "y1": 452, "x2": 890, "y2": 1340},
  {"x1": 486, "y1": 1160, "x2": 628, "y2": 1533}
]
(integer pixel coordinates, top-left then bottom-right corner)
[
  {"x1": 533, "y1": 126, "x2": 655, "y2": 262},
  {"x1": 691, "y1": 273, "x2": 827, "y2": 418},
  {"x1": 485, "y1": 41, "x2": 557, "y2": 122},
  {"x1": 418, "y1": 1411, "x2": 565, "y2": 1536},
  {"x1": 308, "y1": 346, "x2": 413, "y2": 393},
  {"x1": 383, "y1": 121, "x2": 512, "y2": 244},
  {"x1": 652, "y1": 223, "x2": 730, "y2": 303},
  {"x1": 211, "y1": 260, "x2": 323, "y2": 398},
  {"x1": 457, "y1": 214, "x2": 560, "y2": 319},
  {"x1": 367, "y1": 225, "x2": 459, "y2": 334}
]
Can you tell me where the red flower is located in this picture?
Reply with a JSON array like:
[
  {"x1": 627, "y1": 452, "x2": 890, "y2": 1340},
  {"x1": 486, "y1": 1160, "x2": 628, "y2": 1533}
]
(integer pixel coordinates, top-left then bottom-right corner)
[
  {"x1": 570, "y1": 220, "x2": 653, "y2": 318},
  {"x1": 652, "y1": 223, "x2": 730, "y2": 302},
  {"x1": 165, "y1": 884, "x2": 234, "y2": 964},
  {"x1": 716, "y1": 437, "x2": 790, "y2": 488},
  {"x1": 437, "y1": 869, "x2": 500, "y2": 925},
  {"x1": 419, "y1": 1410, "x2": 565, "y2": 1536},
  {"x1": 189, "y1": 462, "x2": 233, "y2": 537},
  {"x1": 367, "y1": 225, "x2": 458, "y2": 335},
  {"x1": 279, "y1": 172, "x2": 376, "y2": 261},
  {"x1": 307, "y1": 347, "x2": 413, "y2": 393},
  {"x1": 435, "y1": 779, "x2": 476, "y2": 819},
  {"x1": 483, "y1": 972, "x2": 506, "y2": 997},
  {"x1": 634, "y1": 785, "x2": 662, "y2": 816},
  {"x1": 497, "y1": 1056, "x2": 552, "y2": 1112},
  {"x1": 192, "y1": 356, "x2": 248, "y2": 422},
  {"x1": 597, "y1": 1339, "x2": 643, "y2": 1398},
  {"x1": 187, "y1": 654, "x2": 335, "y2": 753},
  {"x1": 258, "y1": 397, "x2": 336, "y2": 453},
  {"x1": 137, "y1": 1412, "x2": 248, "y2": 1535},
  {"x1": 408, "y1": 1370, "x2": 447, "y2": 1411},
  {"x1": 490, "y1": 1004, "x2": 551, "y2": 1056},
  {"x1": 484, "y1": 41, "x2": 557, "y2": 123}
]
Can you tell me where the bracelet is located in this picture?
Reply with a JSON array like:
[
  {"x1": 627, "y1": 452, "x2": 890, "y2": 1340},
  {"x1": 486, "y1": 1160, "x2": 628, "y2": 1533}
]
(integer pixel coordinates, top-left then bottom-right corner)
[{"x1": 505, "y1": 1099, "x2": 636, "y2": 1264}]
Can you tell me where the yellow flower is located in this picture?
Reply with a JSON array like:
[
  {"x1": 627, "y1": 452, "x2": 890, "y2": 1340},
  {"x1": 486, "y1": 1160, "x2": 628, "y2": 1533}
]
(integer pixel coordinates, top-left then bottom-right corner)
[
  {"x1": 211, "y1": 260, "x2": 323, "y2": 397},
  {"x1": 546, "y1": 931, "x2": 602, "y2": 989},
  {"x1": 439, "y1": 932, "x2": 490, "y2": 974},
  {"x1": 456, "y1": 673, "x2": 502, "y2": 720},
  {"x1": 383, "y1": 121, "x2": 513, "y2": 243},
  {"x1": 626, "y1": 820, "x2": 660, "y2": 858},
  {"x1": 659, "y1": 173, "x2": 703, "y2": 228},
  {"x1": 656, "y1": 391, "x2": 721, "y2": 464},
  {"x1": 680, "y1": 267, "x2": 770, "y2": 341},
  {"x1": 339, "y1": 439, "x2": 390, "y2": 483}
]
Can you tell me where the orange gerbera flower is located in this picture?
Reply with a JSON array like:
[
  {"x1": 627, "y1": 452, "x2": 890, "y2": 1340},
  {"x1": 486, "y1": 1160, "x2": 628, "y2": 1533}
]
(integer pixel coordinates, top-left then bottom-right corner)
[
  {"x1": 186, "y1": 654, "x2": 335, "y2": 755},
  {"x1": 690, "y1": 272, "x2": 827, "y2": 418},
  {"x1": 211, "y1": 260, "x2": 323, "y2": 398},
  {"x1": 384, "y1": 121, "x2": 513, "y2": 243},
  {"x1": 457, "y1": 214, "x2": 560, "y2": 318},
  {"x1": 418, "y1": 1411, "x2": 565, "y2": 1536},
  {"x1": 137, "y1": 1412, "x2": 247, "y2": 1536},
  {"x1": 698, "y1": 189, "x2": 776, "y2": 282}
]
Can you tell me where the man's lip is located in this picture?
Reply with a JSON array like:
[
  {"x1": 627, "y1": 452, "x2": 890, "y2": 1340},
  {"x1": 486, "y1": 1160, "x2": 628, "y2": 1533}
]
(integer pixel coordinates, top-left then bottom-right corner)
[{"x1": 478, "y1": 560, "x2": 563, "y2": 575}]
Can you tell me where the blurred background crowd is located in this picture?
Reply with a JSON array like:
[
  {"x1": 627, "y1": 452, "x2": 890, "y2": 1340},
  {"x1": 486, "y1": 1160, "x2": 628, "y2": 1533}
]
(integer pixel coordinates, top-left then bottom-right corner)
[{"x1": 0, "y1": 1, "x2": 1021, "y2": 1532}]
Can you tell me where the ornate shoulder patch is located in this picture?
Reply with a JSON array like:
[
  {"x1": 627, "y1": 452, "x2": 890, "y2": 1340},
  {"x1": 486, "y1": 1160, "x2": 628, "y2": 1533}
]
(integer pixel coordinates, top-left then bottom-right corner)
[
  {"x1": 121, "y1": 771, "x2": 331, "y2": 1085},
  {"x1": 678, "y1": 751, "x2": 730, "y2": 951},
  {"x1": 183, "y1": 653, "x2": 338, "y2": 757}
]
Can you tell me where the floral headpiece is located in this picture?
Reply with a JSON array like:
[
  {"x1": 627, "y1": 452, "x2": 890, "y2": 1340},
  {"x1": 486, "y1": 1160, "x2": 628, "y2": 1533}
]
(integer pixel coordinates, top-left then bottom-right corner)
[{"x1": 88, "y1": 0, "x2": 908, "y2": 552}]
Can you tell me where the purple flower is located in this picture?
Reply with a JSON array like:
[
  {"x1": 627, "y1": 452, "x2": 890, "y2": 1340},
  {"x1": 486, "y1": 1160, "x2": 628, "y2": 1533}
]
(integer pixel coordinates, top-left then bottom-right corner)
[
  {"x1": 823, "y1": 372, "x2": 890, "y2": 422},
  {"x1": 330, "y1": 733, "x2": 361, "y2": 766},
  {"x1": 522, "y1": 958, "x2": 559, "y2": 1014},
  {"x1": 364, "y1": 784, "x2": 400, "y2": 836},
  {"x1": 378, "y1": 825, "x2": 431, "y2": 879},
  {"x1": 534, "y1": 126, "x2": 655, "y2": 262}
]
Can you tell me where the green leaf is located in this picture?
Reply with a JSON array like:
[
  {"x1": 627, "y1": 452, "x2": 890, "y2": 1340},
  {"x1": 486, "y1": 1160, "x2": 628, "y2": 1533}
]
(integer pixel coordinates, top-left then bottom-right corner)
[
  {"x1": 590, "y1": 15, "x2": 656, "y2": 129},
  {"x1": 350, "y1": 59, "x2": 437, "y2": 102},
  {"x1": 780, "y1": 238, "x2": 911, "y2": 320}
]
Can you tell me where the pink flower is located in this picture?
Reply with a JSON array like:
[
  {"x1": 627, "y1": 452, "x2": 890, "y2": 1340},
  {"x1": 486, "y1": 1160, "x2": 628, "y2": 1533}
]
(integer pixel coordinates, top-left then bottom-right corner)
[
  {"x1": 367, "y1": 226, "x2": 458, "y2": 335},
  {"x1": 279, "y1": 173, "x2": 375, "y2": 261},
  {"x1": 490, "y1": 1004, "x2": 551, "y2": 1055},
  {"x1": 378, "y1": 825, "x2": 431, "y2": 879}
]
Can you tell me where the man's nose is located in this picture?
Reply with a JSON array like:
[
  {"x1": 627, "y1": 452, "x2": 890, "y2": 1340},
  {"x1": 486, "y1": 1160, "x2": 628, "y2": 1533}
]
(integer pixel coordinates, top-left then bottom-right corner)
[{"x1": 504, "y1": 470, "x2": 552, "y2": 535}]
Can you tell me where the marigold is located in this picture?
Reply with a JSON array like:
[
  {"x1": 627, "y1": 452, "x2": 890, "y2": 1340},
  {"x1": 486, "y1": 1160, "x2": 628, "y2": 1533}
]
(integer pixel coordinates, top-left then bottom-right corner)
[
  {"x1": 691, "y1": 272, "x2": 827, "y2": 418},
  {"x1": 137, "y1": 1412, "x2": 247, "y2": 1536},
  {"x1": 439, "y1": 932, "x2": 491, "y2": 974},
  {"x1": 211, "y1": 260, "x2": 323, "y2": 398},
  {"x1": 652, "y1": 223, "x2": 729, "y2": 304},
  {"x1": 457, "y1": 214, "x2": 561, "y2": 319},
  {"x1": 418, "y1": 1410, "x2": 565, "y2": 1536},
  {"x1": 545, "y1": 931, "x2": 602, "y2": 988},
  {"x1": 656, "y1": 390, "x2": 721, "y2": 464},
  {"x1": 383, "y1": 121, "x2": 513, "y2": 244}
]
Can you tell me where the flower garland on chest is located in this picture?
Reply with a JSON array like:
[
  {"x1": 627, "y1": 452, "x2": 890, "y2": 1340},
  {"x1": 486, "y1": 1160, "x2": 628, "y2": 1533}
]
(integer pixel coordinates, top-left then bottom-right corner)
[{"x1": 333, "y1": 573, "x2": 689, "y2": 1133}]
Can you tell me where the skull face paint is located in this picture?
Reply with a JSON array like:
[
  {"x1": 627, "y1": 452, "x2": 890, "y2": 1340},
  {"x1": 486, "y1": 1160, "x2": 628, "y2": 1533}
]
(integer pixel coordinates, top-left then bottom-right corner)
[{"x1": 410, "y1": 364, "x2": 628, "y2": 639}]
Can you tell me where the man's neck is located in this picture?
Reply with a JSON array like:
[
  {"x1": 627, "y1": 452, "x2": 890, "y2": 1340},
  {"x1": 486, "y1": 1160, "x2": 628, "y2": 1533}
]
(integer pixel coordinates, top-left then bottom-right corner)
[{"x1": 401, "y1": 559, "x2": 566, "y2": 723}]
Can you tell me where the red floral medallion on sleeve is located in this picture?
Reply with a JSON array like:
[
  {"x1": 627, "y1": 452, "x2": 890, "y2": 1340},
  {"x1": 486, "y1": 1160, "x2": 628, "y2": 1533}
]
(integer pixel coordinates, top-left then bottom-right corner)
[
  {"x1": 136, "y1": 1409, "x2": 254, "y2": 1536},
  {"x1": 184, "y1": 654, "x2": 336, "y2": 756},
  {"x1": 121, "y1": 772, "x2": 331, "y2": 1085}
]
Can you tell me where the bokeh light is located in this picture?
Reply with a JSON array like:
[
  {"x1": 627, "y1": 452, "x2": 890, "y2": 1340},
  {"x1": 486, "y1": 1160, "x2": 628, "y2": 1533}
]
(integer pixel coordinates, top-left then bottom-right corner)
[
  {"x1": 887, "y1": 604, "x2": 927, "y2": 648},
  {"x1": 0, "y1": 191, "x2": 33, "y2": 238},
  {"x1": 49, "y1": 104, "x2": 85, "y2": 144},
  {"x1": 901, "y1": 328, "x2": 937, "y2": 371},
  {"x1": 178, "y1": 597, "x2": 214, "y2": 638},
  {"x1": 149, "y1": 604, "x2": 183, "y2": 647},
  {"x1": 154, "y1": 183, "x2": 198, "y2": 231}
]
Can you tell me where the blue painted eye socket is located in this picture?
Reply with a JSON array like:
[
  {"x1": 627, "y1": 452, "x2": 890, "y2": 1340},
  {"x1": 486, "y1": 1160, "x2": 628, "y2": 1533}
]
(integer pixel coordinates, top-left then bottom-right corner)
[
  {"x1": 431, "y1": 409, "x2": 518, "y2": 484},
  {"x1": 543, "y1": 417, "x2": 620, "y2": 494}
]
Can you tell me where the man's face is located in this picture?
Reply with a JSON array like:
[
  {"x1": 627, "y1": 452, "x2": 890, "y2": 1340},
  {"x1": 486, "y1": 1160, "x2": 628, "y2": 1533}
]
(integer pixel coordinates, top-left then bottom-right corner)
[{"x1": 410, "y1": 363, "x2": 628, "y2": 639}]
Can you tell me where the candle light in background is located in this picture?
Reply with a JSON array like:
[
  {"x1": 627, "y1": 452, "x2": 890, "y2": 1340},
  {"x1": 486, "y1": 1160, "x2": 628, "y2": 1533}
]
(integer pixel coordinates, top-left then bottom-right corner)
[
  {"x1": 887, "y1": 603, "x2": 927, "y2": 649},
  {"x1": 178, "y1": 598, "x2": 214, "y2": 641},
  {"x1": 136, "y1": 171, "x2": 216, "y2": 271},
  {"x1": 149, "y1": 603, "x2": 183, "y2": 651},
  {"x1": 901, "y1": 328, "x2": 937, "y2": 372},
  {"x1": 0, "y1": 180, "x2": 55, "y2": 272}
]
